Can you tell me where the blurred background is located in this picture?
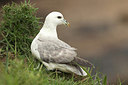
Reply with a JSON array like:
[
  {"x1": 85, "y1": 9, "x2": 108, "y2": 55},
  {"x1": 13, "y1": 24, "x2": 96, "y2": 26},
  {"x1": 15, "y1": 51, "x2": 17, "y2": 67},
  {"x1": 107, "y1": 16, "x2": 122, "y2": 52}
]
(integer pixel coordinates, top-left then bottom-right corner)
[{"x1": 0, "y1": 0, "x2": 128, "y2": 84}]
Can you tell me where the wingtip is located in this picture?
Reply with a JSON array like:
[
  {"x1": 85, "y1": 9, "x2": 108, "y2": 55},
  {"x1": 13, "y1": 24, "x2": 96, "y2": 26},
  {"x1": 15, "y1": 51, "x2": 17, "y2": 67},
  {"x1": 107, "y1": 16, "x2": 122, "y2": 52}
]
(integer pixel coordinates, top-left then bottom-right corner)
[{"x1": 74, "y1": 57, "x2": 95, "y2": 68}]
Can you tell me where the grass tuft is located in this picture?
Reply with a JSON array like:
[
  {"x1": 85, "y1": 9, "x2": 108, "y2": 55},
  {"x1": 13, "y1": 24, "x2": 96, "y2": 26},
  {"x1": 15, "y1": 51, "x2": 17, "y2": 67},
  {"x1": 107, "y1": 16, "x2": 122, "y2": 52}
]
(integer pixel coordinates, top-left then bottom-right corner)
[
  {"x1": 0, "y1": 0, "x2": 40, "y2": 56},
  {"x1": 0, "y1": 57, "x2": 108, "y2": 85}
]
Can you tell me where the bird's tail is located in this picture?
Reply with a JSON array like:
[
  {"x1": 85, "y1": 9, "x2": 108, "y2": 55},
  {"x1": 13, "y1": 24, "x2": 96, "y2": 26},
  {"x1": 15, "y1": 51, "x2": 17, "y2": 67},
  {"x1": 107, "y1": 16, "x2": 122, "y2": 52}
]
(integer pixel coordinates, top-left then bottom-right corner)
[
  {"x1": 75, "y1": 65, "x2": 87, "y2": 76},
  {"x1": 74, "y1": 57, "x2": 95, "y2": 68}
]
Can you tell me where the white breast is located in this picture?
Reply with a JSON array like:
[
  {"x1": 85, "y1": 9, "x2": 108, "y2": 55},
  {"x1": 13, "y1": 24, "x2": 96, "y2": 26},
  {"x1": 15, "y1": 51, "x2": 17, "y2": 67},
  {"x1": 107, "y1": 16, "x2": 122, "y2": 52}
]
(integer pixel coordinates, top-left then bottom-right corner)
[{"x1": 31, "y1": 35, "x2": 41, "y2": 60}]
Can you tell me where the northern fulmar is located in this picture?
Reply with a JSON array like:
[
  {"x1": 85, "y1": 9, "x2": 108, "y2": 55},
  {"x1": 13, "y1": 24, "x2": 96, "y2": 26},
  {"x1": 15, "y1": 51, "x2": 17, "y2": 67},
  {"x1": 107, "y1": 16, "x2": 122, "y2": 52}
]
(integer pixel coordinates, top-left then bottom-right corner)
[{"x1": 31, "y1": 12, "x2": 93, "y2": 76}]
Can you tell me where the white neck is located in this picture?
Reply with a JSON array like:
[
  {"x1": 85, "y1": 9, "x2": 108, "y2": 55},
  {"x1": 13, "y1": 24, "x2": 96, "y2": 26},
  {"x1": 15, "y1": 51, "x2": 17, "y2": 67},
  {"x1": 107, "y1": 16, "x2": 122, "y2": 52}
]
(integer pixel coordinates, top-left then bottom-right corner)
[{"x1": 39, "y1": 21, "x2": 58, "y2": 39}]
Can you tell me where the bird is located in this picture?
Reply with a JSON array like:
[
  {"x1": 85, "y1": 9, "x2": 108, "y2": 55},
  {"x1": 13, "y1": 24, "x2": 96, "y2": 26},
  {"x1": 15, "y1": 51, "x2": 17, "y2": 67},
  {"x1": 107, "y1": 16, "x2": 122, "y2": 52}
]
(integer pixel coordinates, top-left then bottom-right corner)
[{"x1": 31, "y1": 11, "x2": 94, "y2": 76}]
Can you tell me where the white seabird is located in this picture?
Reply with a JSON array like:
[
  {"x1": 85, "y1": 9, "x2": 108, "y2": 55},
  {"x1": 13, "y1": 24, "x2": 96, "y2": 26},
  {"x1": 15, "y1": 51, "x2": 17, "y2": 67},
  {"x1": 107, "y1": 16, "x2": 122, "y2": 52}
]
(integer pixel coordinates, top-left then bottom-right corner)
[{"x1": 31, "y1": 11, "x2": 93, "y2": 76}]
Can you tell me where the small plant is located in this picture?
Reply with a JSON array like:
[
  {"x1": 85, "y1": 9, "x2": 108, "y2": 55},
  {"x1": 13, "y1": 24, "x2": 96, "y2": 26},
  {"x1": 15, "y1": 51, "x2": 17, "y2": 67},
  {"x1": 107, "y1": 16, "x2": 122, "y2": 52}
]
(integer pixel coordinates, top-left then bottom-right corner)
[
  {"x1": 0, "y1": 0, "x2": 40, "y2": 57},
  {"x1": 0, "y1": 57, "x2": 108, "y2": 85}
]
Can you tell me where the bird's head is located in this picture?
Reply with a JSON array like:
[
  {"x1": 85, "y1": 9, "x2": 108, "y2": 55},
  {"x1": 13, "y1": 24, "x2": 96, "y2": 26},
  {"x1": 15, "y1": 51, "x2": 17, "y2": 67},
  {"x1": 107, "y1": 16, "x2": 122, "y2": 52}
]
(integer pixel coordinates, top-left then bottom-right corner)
[{"x1": 45, "y1": 11, "x2": 69, "y2": 27}]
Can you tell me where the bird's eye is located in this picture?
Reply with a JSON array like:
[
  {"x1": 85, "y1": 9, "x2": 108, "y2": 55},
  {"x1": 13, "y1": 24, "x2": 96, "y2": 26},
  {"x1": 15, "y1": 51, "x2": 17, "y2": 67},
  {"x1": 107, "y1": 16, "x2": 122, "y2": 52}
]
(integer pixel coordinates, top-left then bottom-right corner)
[{"x1": 57, "y1": 16, "x2": 62, "y2": 19}]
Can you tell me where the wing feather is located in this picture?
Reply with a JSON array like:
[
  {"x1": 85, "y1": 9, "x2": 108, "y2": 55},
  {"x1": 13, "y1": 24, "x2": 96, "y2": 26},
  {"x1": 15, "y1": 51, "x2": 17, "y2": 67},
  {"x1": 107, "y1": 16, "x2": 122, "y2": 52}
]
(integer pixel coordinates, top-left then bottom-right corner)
[
  {"x1": 37, "y1": 38, "x2": 94, "y2": 68},
  {"x1": 38, "y1": 39, "x2": 76, "y2": 63}
]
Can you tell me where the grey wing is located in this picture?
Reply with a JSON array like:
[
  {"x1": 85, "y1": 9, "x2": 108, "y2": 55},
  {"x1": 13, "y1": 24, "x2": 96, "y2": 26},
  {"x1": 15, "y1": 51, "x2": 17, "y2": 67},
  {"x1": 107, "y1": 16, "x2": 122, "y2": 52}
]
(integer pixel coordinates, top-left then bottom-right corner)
[
  {"x1": 38, "y1": 39, "x2": 94, "y2": 68},
  {"x1": 37, "y1": 39, "x2": 77, "y2": 64}
]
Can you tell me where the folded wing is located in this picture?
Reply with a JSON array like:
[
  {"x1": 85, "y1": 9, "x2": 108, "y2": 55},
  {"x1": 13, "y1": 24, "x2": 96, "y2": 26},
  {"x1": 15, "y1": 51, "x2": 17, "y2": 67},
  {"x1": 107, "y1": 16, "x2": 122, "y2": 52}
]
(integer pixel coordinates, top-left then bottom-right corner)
[{"x1": 37, "y1": 39, "x2": 93, "y2": 68}]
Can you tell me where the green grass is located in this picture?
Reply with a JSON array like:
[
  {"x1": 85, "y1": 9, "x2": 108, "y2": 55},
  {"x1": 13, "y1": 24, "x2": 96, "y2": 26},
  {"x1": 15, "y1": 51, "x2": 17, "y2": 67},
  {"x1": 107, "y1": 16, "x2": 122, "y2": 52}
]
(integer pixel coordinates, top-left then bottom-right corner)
[
  {"x1": 0, "y1": 0, "x2": 40, "y2": 56},
  {"x1": 0, "y1": 56, "x2": 107, "y2": 85}
]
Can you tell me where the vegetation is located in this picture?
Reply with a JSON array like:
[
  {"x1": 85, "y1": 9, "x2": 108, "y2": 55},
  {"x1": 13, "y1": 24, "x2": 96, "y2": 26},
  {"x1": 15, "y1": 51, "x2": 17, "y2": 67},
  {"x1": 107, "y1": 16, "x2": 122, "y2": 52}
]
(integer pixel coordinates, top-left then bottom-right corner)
[
  {"x1": 0, "y1": 0, "x2": 108, "y2": 85},
  {"x1": 0, "y1": 58, "x2": 107, "y2": 85},
  {"x1": 0, "y1": 0, "x2": 40, "y2": 56}
]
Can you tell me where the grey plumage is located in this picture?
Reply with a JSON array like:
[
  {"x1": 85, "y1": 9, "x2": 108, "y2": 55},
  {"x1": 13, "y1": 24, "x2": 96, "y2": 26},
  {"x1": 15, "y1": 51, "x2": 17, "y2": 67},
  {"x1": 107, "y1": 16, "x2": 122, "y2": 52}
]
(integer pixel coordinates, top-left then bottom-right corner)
[{"x1": 37, "y1": 38, "x2": 94, "y2": 69}]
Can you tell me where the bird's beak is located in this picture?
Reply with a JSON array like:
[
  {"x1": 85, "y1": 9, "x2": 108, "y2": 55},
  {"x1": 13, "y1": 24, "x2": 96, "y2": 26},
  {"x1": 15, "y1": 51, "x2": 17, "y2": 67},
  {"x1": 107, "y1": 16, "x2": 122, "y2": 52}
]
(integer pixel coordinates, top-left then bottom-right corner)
[{"x1": 63, "y1": 19, "x2": 70, "y2": 27}]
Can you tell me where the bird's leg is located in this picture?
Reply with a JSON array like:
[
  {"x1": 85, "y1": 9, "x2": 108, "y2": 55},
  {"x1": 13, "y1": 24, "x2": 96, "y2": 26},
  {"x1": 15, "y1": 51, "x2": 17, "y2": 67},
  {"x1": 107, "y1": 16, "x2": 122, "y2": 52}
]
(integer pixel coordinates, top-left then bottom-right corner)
[
  {"x1": 34, "y1": 58, "x2": 42, "y2": 70},
  {"x1": 34, "y1": 63, "x2": 40, "y2": 70},
  {"x1": 55, "y1": 69, "x2": 58, "y2": 77},
  {"x1": 55, "y1": 69, "x2": 62, "y2": 78},
  {"x1": 39, "y1": 64, "x2": 43, "y2": 72}
]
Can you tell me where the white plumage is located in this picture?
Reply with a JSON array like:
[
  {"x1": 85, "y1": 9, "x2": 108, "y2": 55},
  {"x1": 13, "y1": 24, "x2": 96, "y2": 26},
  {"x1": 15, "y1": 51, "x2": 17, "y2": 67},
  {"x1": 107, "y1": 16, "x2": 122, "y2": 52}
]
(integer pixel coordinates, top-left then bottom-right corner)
[{"x1": 31, "y1": 12, "x2": 93, "y2": 76}]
